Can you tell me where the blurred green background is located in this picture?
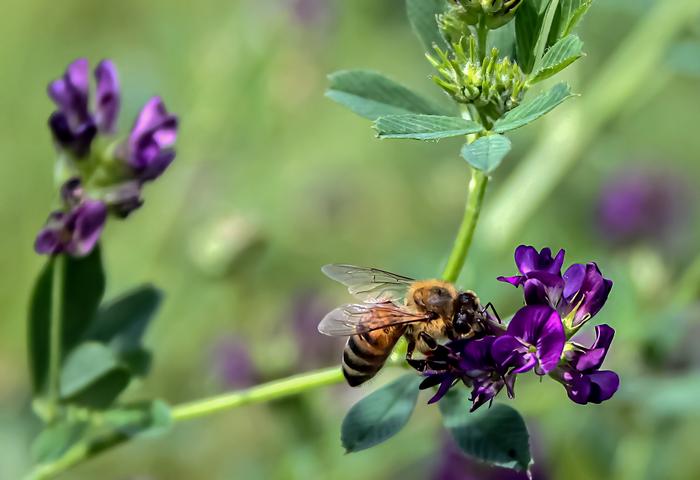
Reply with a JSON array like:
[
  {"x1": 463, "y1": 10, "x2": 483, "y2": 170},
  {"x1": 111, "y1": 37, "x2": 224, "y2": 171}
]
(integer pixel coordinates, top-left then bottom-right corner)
[{"x1": 2, "y1": 0, "x2": 700, "y2": 478}]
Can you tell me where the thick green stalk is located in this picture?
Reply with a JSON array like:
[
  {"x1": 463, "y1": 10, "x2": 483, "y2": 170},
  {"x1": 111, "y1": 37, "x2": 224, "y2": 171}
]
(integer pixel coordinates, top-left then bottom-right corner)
[
  {"x1": 47, "y1": 255, "x2": 65, "y2": 416},
  {"x1": 170, "y1": 367, "x2": 344, "y2": 422},
  {"x1": 441, "y1": 167, "x2": 489, "y2": 283},
  {"x1": 481, "y1": 0, "x2": 700, "y2": 250}
]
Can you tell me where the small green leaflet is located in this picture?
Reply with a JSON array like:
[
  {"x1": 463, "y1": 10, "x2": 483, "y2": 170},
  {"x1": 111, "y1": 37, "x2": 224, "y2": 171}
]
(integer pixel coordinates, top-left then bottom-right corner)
[
  {"x1": 494, "y1": 83, "x2": 575, "y2": 133},
  {"x1": 461, "y1": 135, "x2": 512, "y2": 173},
  {"x1": 515, "y1": 0, "x2": 544, "y2": 73},
  {"x1": 341, "y1": 374, "x2": 422, "y2": 453},
  {"x1": 374, "y1": 114, "x2": 483, "y2": 140},
  {"x1": 326, "y1": 70, "x2": 454, "y2": 121},
  {"x1": 406, "y1": 0, "x2": 449, "y2": 52},
  {"x1": 555, "y1": 0, "x2": 592, "y2": 39},
  {"x1": 439, "y1": 389, "x2": 532, "y2": 472},
  {"x1": 530, "y1": 35, "x2": 584, "y2": 83}
]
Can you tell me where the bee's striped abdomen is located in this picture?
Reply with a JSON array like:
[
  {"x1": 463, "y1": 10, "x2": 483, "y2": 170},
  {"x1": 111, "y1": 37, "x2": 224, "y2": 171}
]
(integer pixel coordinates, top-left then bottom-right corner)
[{"x1": 342, "y1": 327, "x2": 403, "y2": 387}]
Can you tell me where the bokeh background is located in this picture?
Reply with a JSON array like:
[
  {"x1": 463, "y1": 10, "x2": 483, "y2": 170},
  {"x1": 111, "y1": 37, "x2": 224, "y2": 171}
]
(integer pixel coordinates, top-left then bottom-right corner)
[{"x1": 2, "y1": 0, "x2": 700, "y2": 478}]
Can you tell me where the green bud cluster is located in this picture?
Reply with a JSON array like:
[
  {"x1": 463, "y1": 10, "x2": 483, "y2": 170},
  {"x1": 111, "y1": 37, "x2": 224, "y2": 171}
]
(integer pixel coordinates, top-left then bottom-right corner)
[
  {"x1": 427, "y1": 37, "x2": 528, "y2": 123},
  {"x1": 439, "y1": 0, "x2": 523, "y2": 36}
]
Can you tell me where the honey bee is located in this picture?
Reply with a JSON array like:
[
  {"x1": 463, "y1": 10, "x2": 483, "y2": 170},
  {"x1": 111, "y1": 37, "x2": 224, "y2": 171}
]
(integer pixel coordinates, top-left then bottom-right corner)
[{"x1": 319, "y1": 264, "x2": 492, "y2": 387}]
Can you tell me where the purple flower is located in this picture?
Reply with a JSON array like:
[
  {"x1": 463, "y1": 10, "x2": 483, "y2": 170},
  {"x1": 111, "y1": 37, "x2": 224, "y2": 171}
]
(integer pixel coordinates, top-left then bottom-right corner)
[
  {"x1": 416, "y1": 337, "x2": 514, "y2": 412},
  {"x1": 551, "y1": 325, "x2": 619, "y2": 404},
  {"x1": 125, "y1": 97, "x2": 178, "y2": 182},
  {"x1": 213, "y1": 338, "x2": 258, "y2": 388},
  {"x1": 47, "y1": 58, "x2": 120, "y2": 157},
  {"x1": 492, "y1": 306, "x2": 565, "y2": 375},
  {"x1": 499, "y1": 245, "x2": 612, "y2": 332},
  {"x1": 35, "y1": 199, "x2": 107, "y2": 257},
  {"x1": 596, "y1": 167, "x2": 692, "y2": 246}
]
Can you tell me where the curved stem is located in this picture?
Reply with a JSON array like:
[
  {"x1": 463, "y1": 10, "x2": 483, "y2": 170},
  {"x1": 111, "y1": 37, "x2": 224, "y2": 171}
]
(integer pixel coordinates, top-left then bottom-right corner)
[
  {"x1": 171, "y1": 366, "x2": 344, "y2": 422},
  {"x1": 441, "y1": 168, "x2": 489, "y2": 283}
]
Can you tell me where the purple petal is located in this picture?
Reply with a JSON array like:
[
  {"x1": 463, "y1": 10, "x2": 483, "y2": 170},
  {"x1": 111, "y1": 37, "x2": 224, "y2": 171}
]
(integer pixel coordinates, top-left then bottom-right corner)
[
  {"x1": 94, "y1": 60, "x2": 120, "y2": 133},
  {"x1": 505, "y1": 305, "x2": 565, "y2": 374},
  {"x1": 497, "y1": 275, "x2": 525, "y2": 287},
  {"x1": 47, "y1": 58, "x2": 90, "y2": 123},
  {"x1": 514, "y1": 245, "x2": 565, "y2": 276},
  {"x1": 458, "y1": 336, "x2": 497, "y2": 373},
  {"x1": 65, "y1": 200, "x2": 107, "y2": 257},
  {"x1": 48, "y1": 111, "x2": 97, "y2": 157},
  {"x1": 491, "y1": 335, "x2": 528, "y2": 371},
  {"x1": 523, "y1": 272, "x2": 564, "y2": 308},
  {"x1": 34, "y1": 228, "x2": 63, "y2": 255},
  {"x1": 127, "y1": 97, "x2": 178, "y2": 180},
  {"x1": 587, "y1": 370, "x2": 620, "y2": 404},
  {"x1": 563, "y1": 263, "x2": 613, "y2": 327},
  {"x1": 572, "y1": 324, "x2": 615, "y2": 372}
]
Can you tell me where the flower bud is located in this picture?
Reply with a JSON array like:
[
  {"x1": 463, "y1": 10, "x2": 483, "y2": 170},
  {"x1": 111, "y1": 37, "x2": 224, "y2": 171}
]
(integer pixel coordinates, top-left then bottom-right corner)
[{"x1": 441, "y1": 0, "x2": 522, "y2": 38}]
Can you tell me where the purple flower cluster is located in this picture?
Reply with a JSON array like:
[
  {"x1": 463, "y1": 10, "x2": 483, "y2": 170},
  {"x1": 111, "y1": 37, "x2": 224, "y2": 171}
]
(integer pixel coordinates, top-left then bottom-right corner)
[
  {"x1": 417, "y1": 246, "x2": 619, "y2": 410},
  {"x1": 35, "y1": 59, "x2": 178, "y2": 257}
]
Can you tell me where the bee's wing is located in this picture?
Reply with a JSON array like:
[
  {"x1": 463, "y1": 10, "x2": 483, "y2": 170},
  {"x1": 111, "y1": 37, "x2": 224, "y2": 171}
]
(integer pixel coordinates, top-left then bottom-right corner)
[
  {"x1": 321, "y1": 264, "x2": 414, "y2": 303},
  {"x1": 318, "y1": 303, "x2": 432, "y2": 337}
]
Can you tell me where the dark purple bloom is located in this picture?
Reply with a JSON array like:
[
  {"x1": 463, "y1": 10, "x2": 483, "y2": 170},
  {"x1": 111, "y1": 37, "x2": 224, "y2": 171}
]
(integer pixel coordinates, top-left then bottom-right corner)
[
  {"x1": 499, "y1": 245, "x2": 612, "y2": 332},
  {"x1": 551, "y1": 325, "x2": 619, "y2": 404},
  {"x1": 596, "y1": 167, "x2": 692, "y2": 246},
  {"x1": 47, "y1": 58, "x2": 121, "y2": 157},
  {"x1": 126, "y1": 97, "x2": 178, "y2": 182},
  {"x1": 417, "y1": 337, "x2": 515, "y2": 411},
  {"x1": 213, "y1": 338, "x2": 258, "y2": 388},
  {"x1": 94, "y1": 60, "x2": 120, "y2": 133},
  {"x1": 492, "y1": 306, "x2": 565, "y2": 375},
  {"x1": 35, "y1": 199, "x2": 107, "y2": 257}
]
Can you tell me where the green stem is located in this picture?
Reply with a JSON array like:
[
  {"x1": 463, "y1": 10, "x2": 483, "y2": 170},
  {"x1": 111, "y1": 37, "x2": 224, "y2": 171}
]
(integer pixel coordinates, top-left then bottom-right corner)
[
  {"x1": 47, "y1": 255, "x2": 65, "y2": 417},
  {"x1": 477, "y1": 17, "x2": 488, "y2": 60},
  {"x1": 441, "y1": 167, "x2": 489, "y2": 283},
  {"x1": 170, "y1": 366, "x2": 344, "y2": 422}
]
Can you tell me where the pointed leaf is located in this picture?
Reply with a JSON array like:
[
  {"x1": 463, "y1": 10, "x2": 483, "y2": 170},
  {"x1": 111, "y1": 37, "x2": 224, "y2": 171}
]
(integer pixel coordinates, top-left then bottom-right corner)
[
  {"x1": 406, "y1": 0, "x2": 449, "y2": 52},
  {"x1": 461, "y1": 135, "x2": 512, "y2": 173},
  {"x1": 326, "y1": 70, "x2": 454, "y2": 121},
  {"x1": 375, "y1": 115, "x2": 483, "y2": 140},
  {"x1": 28, "y1": 259, "x2": 55, "y2": 394},
  {"x1": 439, "y1": 389, "x2": 531, "y2": 471},
  {"x1": 31, "y1": 419, "x2": 88, "y2": 463},
  {"x1": 494, "y1": 83, "x2": 575, "y2": 133},
  {"x1": 555, "y1": 0, "x2": 592, "y2": 38},
  {"x1": 341, "y1": 374, "x2": 422, "y2": 452},
  {"x1": 532, "y1": 0, "x2": 561, "y2": 66},
  {"x1": 531, "y1": 35, "x2": 584, "y2": 83},
  {"x1": 62, "y1": 246, "x2": 106, "y2": 354},
  {"x1": 60, "y1": 342, "x2": 130, "y2": 408},
  {"x1": 515, "y1": 0, "x2": 545, "y2": 73}
]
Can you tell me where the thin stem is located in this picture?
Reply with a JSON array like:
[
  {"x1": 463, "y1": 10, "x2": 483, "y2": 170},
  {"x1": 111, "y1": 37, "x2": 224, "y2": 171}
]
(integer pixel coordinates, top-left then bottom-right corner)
[
  {"x1": 477, "y1": 17, "x2": 488, "y2": 60},
  {"x1": 47, "y1": 255, "x2": 64, "y2": 415},
  {"x1": 441, "y1": 167, "x2": 489, "y2": 283},
  {"x1": 170, "y1": 366, "x2": 345, "y2": 422}
]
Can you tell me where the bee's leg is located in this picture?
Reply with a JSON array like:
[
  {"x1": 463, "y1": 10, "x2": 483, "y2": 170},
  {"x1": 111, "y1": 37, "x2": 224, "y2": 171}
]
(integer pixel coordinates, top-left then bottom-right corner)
[
  {"x1": 419, "y1": 332, "x2": 439, "y2": 351},
  {"x1": 406, "y1": 339, "x2": 416, "y2": 360},
  {"x1": 482, "y1": 302, "x2": 502, "y2": 323}
]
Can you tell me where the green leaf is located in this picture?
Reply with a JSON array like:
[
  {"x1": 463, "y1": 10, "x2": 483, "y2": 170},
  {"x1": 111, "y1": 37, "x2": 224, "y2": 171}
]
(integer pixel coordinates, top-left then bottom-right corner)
[
  {"x1": 439, "y1": 389, "x2": 531, "y2": 471},
  {"x1": 494, "y1": 83, "x2": 575, "y2": 133},
  {"x1": 89, "y1": 285, "x2": 162, "y2": 345},
  {"x1": 60, "y1": 342, "x2": 130, "y2": 408},
  {"x1": 62, "y1": 246, "x2": 106, "y2": 355},
  {"x1": 31, "y1": 420, "x2": 87, "y2": 463},
  {"x1": 531, "y1": 35, "x2": 584, "y2": 83},
  {"x1": 28, "y1": 259, "x2": 55, "y2": 394},
  {"x1": 555, "y1": 0, "x2": 592, "y2": 38},
  {"x1": 341, "y1": 374, "x2": 422, "y2": 452},
  {"x1": 532, "y1": 0, "x2": 561, "y2": 67},
  {"x1": 460, "y1": 135, "x2": 512, "y2": 173},
  {"x1": 101, "y1": 400, "x2": 173, "y2": 437},
  {"x1": 515, "y1": 0, "x2": 545, "y2": 73},
  {"x1": 406, "y1": 0, "x2": 449, "y2": 52},
  {"x1": 374, "y1": 115, "x2": 483, "y2": 140},
  {"x1": 326, "y1": 70, "x2": 454, "y2": 121}
]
